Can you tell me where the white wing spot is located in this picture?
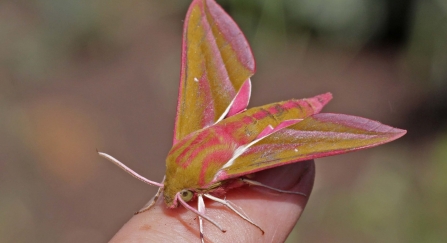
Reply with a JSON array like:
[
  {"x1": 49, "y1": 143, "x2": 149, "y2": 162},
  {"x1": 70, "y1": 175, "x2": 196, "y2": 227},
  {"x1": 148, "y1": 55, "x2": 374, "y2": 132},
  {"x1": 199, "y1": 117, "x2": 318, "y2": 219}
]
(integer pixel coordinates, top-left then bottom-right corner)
[
  {"x1": 221, "y1": 129, "x2": 271, "y2": 170},
  {"x1": 194, "y1": 77, "x2": 199, "y2": 82},
  {"x1": 294, "y1": 149, "x2": 298, "y2": 152},
  {"x1": 221, "y1": 145, "x2": 246, "y2": 169}
]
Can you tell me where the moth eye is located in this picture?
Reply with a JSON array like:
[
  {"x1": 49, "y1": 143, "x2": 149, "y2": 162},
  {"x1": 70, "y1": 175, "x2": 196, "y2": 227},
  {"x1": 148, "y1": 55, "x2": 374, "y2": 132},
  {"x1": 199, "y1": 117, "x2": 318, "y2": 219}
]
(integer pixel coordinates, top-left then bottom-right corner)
[{"x1": 180, "y1": 190, "x2": 193, "y2": 202}]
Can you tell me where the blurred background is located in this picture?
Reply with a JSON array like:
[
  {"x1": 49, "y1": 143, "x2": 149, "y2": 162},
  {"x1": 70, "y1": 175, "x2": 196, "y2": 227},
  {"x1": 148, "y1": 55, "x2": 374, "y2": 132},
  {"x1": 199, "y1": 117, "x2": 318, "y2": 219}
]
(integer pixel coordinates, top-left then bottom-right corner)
[{"x1": 1, "y1": 0, "x2": 446, "y2": 242}]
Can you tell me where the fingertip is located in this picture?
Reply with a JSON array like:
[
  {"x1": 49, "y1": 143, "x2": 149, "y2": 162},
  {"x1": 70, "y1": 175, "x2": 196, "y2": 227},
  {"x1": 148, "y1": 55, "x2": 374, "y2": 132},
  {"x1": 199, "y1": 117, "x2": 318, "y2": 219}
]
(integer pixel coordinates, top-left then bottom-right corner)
[{"x1": 111, "y1": 161, "x2": 315, "y2": 243}]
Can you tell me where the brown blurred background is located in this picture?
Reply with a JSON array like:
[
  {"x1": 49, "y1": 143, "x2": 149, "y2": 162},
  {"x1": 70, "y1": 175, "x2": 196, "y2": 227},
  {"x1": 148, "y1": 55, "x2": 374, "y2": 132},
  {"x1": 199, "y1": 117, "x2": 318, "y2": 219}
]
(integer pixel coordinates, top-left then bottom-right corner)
[{"x1": 1, "y1": 0, "x2": 446, "y2": 242}]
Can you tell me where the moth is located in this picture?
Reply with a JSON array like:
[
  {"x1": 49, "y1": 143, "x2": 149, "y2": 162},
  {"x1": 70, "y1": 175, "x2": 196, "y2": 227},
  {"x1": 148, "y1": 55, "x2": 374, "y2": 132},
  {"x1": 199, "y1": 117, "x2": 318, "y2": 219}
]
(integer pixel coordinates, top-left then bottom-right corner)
[{"x1": 98, "y1": 0, "x2": 406, "y2": 242}]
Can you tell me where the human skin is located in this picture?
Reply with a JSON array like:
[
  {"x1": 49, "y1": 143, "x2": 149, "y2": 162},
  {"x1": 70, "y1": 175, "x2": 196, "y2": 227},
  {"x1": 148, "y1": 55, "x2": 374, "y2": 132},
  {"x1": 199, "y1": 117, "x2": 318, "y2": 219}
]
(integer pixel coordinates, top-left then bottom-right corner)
[{"x1": 110, "y1": 160, "x2": 315, "y2": 243}]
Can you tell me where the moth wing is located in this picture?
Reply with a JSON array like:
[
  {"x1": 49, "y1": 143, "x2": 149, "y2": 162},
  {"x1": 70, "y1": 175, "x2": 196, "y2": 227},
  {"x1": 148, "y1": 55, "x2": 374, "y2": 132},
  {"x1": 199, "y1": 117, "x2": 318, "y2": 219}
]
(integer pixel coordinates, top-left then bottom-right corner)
[
  {"x1": 173, "y1": 0, "x2": 255, "y2": 144},
  {"x1": 216, "y1": 93, "x2": 333, "y2": 147},
  {"x1": 167, "y1": 93, "x2": 333, "y2": 188},
  {"x1": 213, "y1": 113, "x2": 406, "y2": 181}
]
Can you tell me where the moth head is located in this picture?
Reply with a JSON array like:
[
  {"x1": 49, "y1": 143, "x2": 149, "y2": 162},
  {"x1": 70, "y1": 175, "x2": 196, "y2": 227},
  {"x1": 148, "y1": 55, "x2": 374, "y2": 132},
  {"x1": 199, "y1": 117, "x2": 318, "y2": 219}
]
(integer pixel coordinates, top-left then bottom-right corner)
[
  {"x1": 179, "y1": 189, "x2": 194, "y2": 202},
  {"x1": 163, "y1": 184, "x2": 195, "y2": 208}
]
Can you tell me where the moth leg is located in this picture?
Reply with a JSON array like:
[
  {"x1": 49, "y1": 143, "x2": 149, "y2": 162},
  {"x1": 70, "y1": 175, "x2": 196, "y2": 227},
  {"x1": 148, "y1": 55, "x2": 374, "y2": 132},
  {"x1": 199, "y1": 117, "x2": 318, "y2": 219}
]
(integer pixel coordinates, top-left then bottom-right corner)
[
  {"x1": 135, "y1": 176, "x2": 165, "y2": 214},
  {"x1": 241, "y1": 178, "x2": 307, "y2": 196},
  {"x1": 203, "y1": 194, "x2": 264, "y2": 235},
  {"x1": 198, "y1": 194, "x2": 205, "y2": 243},
  {"x1": 177, "y1": 193, "x2": 226, "y2": 233}
]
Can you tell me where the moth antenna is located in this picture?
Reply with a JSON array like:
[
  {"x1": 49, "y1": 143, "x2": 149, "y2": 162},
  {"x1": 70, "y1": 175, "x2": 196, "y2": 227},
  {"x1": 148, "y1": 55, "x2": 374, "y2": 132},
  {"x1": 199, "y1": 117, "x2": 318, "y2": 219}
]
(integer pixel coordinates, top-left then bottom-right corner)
[
  {"x1": 97, "y1": 151, "x2": 164, "y2": 188},
  {"x1": 176, "y1": 193, "x2": 226, "y2": 233},
  {"x1": 203, "y1": 194, "x2": 264, "y2": 235},
  {"x1": 241, "y1": 178, "x2": 306, "y2": 196}
]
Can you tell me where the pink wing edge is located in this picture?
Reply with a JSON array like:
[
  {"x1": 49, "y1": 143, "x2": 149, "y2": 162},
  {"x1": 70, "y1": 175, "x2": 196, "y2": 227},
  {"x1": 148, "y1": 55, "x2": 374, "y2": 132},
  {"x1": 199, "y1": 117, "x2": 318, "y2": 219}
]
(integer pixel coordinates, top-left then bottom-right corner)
[
  {"x1": 172, "y1": 0, "x2": 256, "y2": 145},
  {"x1": 213, "y1": 112, "x2": 406, "y2": 182},
  {"x1": 172, "y1": 0, "x2": 195, "y2": 145},
  {"x1": 248, "y1": 92, "x2": 334, "y2": 141},
  {"x1": 225, "y1": 79, "x2": 252, "y2": 118}
]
